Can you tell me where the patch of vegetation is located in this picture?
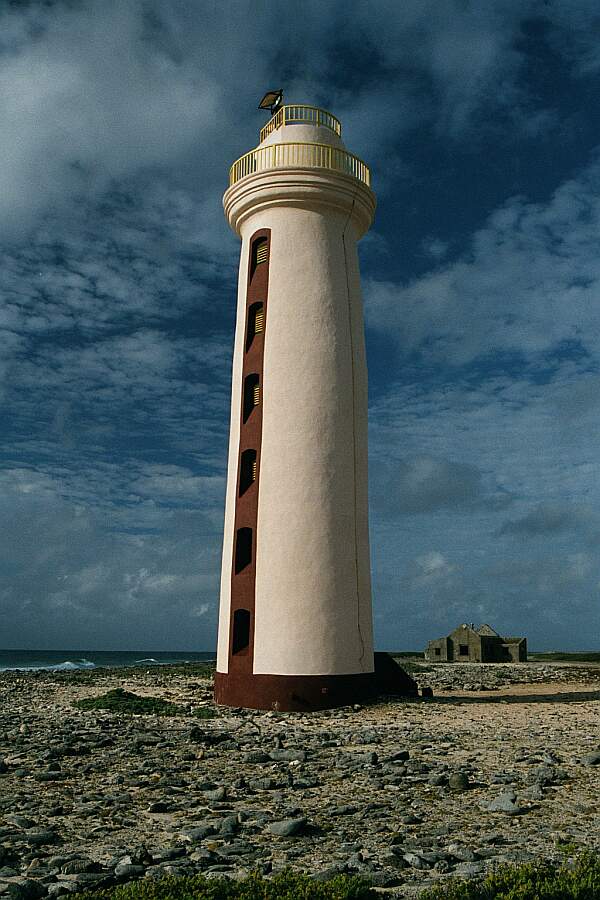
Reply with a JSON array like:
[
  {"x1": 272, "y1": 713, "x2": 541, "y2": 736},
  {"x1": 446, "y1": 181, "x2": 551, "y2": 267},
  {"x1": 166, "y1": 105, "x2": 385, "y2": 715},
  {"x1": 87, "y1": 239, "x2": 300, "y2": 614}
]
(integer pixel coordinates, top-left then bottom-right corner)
[
  {"x1": 530, "y1": 652, "x2": 600, "y2": 662},
  {"x1": 74, "y1": 688, "x2": 215, "y2": 718},
  {"x1": 69, "y1": 856, "x2": 600, "y2": 900},
  {"x1": 71, "y1": 871, "x2": 375, "y2": 900},
  {"x1": 556, "y1": 840, "x2": 580, "y2": 856},
  {"x1": 419, "y1": 852, "x2": 600, "y2": 899}
]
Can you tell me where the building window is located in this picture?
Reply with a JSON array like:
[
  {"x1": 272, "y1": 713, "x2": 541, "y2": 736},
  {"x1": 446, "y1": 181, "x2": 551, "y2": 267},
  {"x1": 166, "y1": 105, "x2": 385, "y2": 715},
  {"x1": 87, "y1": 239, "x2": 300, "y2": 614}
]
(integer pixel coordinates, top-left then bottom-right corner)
[
  {"x1": 459, "y1": 644, "x2": 469, "y2": 656},
  {"x1": 243, "y1": 374, "x2": 260, "y2": 422},
  {"x1": 239, "y1": 449, "x2": 257, "y2": 496},
  {"x1": 251, "y1": 238, "x2": 268, "y2": 278},
  {"x1": 246, "y1": 302, "x2": 264, "y2": 351},
  {"x1": 254, "y1": 239, "x2": 268, "y2": 266},
  {"x1": 234, "y1": 527, "x2": 252, "y2": 573},
  {"x1": 434, "y1": 647, "x2": 441, "y2": 656},
  {"x1": 232, "y1": 608, "x2": 250, "y2": 654}
]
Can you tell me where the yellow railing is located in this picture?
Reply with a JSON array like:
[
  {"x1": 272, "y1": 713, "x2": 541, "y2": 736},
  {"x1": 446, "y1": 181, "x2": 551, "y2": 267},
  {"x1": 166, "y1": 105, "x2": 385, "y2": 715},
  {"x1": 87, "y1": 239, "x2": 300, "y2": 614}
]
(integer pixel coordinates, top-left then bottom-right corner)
[
  {"x1": 229, "y1": 141, "x2": 371, "y2": 188},
  {"x1": 260, "y1": 105, "x2": 342, "y2": 142}
]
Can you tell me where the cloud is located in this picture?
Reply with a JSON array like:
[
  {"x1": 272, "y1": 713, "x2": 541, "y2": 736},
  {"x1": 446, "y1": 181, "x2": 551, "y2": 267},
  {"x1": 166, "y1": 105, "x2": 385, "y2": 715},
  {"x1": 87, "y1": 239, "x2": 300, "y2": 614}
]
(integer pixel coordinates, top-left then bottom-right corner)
[
  {"x1": 0, "y1": 179, "x2": 235, "y2": 478},
  {"x1": 499, "y1": 502, "x2": 595, "y2": 537},
  {"x1": 365, "y1": 156, "x2": 600, "y2": 365},
  {"x1": 3, "y1": 0, "x2": 596, "y2": 235},
  {"x1": 2, "y1": 0, "x2": 600, "y2": 653},
  {"x1": 371, "y1": 455, "x2": 485, "y2": 516},
  {"x1": 0, "y1": 1, "x2": 223, "y2": 236},
  {"x1": 0, "y1": 466, "x2": 223, "y2": 649},
  {"x1": 411, "y1": 550, "x2": 458, "y2": 586},
  {"x1": 367, "y1": 356, "x2": 600, "y2": 649}
]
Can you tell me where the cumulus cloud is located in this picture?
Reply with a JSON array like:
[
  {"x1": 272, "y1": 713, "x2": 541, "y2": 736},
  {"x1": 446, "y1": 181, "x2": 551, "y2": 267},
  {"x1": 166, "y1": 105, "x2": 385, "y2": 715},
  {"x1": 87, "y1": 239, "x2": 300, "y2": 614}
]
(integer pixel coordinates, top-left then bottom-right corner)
[
  {"x1": 2, "y1": 0, "x2": 594, "y2": 234},
  {"x1": 0, "y1": 466, "x2": 222, "y2": 649},
  {"x1": 0, "y1": 1, "x2": 232, "y2": 237},
  {"x1": 367, "y1": 357, "x2": 600, "y2": 648},
  {"x1": 411, "y1": 550, "x2": 458, "y2": 586},
  {"x1": 365, "y1": 157, "x2": 600, "y2": 366}
]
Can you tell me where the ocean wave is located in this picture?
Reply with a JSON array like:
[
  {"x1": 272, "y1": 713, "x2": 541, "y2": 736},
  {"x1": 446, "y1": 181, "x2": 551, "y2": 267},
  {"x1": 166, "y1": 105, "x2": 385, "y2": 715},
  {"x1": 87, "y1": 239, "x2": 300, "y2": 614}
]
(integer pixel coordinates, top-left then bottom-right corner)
[
  {"x1": 0, "y1": 659, "x2": 96, "y2": 672},
  {"x1": 53, "y1": 659, "x2": 96, "y2": 670},
  {"x1": 134, "y1": 658, "x2": 160, "y2": 664}
]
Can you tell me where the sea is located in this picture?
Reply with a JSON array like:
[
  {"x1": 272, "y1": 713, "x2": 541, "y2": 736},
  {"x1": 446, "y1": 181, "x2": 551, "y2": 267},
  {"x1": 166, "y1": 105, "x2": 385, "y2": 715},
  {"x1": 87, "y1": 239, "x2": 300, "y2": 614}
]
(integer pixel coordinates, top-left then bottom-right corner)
[{"x1": 0, "y1": 649, "x2": 215, "y2": 673}]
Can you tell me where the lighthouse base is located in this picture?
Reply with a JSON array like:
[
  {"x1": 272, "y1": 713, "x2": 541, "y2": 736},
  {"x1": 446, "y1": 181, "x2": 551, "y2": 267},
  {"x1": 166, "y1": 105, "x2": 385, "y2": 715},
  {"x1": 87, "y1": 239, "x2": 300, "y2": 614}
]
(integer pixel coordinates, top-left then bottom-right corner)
[
  {"x1": 214, "y1": 657, "x2": 419, "y2": 712},
  {"x1": 214, "y1": 670, "x2": 377, "y2": 712}
]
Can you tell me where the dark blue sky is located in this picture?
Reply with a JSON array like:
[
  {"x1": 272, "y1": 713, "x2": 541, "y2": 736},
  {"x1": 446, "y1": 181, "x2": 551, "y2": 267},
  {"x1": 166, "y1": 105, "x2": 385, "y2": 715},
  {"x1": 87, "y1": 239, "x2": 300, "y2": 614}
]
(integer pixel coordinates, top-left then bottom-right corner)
[{"x1": 2, "y1": 0, "x2": 600, "y2": 650}]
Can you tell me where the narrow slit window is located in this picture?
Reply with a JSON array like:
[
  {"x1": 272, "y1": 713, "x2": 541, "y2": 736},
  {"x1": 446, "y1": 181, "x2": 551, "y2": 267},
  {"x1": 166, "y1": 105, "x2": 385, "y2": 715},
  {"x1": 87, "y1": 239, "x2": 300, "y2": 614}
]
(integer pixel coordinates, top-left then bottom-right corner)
[
  {"x1": 239, "y1": 449, "x2": 257, "y2": 496},
  {"x1": 246, "y1": 302, "x2": 264, "y2": 351},
  {"x1": 243, "y1": 374, "x2": 260, "y2": 422},
  {"x1": 234, "y1": 527, "x2": 252, "y2": 573},
  {"x1": 232, "y1": 608, "x2": 250, "y2": 655}
]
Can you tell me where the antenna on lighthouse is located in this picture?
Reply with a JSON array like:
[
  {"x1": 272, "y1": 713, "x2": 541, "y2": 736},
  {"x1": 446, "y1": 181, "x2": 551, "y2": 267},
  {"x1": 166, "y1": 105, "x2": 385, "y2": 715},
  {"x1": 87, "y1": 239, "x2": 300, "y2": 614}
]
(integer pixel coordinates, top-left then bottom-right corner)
[{"x1": 258, "y1": 89, "x2": 283, "y2": 116}]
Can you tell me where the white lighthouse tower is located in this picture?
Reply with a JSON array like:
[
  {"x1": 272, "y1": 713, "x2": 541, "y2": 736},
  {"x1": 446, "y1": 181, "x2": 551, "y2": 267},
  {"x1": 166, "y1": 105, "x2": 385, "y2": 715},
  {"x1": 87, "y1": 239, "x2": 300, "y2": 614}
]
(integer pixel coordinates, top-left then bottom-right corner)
[{"x1": 215, "y1": 94, "x2": 378, "y2": 711}]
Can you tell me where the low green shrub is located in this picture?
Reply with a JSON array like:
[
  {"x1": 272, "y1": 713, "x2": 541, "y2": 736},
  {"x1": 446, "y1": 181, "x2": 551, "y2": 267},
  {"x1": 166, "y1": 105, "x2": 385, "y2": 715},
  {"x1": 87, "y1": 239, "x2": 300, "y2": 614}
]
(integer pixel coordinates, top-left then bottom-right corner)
[
  {"x1": 70, "y1": 854, "x2": 600, "y2": 900},
  {"x1": 71, "y1": 871, "x2": 375, "y2": 900},
  {"x1": 419, "y1": 851, "x2": 600, "y2": 899},
  {"x1": 74, "y1": 687, "x2": 215, "y2": 718}
]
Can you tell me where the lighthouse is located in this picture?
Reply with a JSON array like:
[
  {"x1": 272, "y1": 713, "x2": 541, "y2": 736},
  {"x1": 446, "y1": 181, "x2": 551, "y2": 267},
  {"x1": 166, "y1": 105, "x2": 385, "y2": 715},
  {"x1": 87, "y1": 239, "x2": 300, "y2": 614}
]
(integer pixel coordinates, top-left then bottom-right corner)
[{"x1": 215, "y1": 96, "x2": 378, "y2": 712}]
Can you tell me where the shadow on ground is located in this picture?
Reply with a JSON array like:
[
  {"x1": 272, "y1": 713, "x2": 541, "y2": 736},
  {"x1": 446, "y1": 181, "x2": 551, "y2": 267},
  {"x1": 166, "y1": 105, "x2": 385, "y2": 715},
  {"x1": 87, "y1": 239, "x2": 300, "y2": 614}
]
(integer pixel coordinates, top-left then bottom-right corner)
[{"x1": 431, "y1": 689, "x2": 600, "y2": 705}]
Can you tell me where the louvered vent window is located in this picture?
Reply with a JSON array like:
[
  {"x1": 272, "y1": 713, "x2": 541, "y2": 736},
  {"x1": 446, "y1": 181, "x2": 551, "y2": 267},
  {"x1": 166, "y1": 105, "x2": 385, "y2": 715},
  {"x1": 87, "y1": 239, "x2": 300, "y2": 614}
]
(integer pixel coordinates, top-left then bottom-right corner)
[
  {"x1": 251, "y1": 238, "x2": 269, "y2": 279},
  {"x1": 239, "y1": 449, "x2": 257, "y2": 496},
  {"x1": 246, "y1": 303, "x2": 264, "y2": 351},
  {"x1": 255, "y1": 241, "x2": 268, "y2": 265},
  {"x1": 234, "y1": 527, "x2": 252, "y2": 573},
  {"x1": 232, "y1": 608, "x2": 250, "y2": 654},
  {"x1": 243, "y1": 374, "x2": 260, "y2": 422}
]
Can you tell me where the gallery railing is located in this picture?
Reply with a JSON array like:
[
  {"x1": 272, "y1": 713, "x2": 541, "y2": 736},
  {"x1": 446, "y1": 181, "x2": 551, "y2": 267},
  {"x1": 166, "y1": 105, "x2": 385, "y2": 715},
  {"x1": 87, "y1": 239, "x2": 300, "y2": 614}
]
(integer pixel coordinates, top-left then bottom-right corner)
[
  {"x1": 259, "y1": 105, "x2": 342, "y2": 142},
  {"x1": 229, "y1": 141, "x2": 371, "y2": 188}
]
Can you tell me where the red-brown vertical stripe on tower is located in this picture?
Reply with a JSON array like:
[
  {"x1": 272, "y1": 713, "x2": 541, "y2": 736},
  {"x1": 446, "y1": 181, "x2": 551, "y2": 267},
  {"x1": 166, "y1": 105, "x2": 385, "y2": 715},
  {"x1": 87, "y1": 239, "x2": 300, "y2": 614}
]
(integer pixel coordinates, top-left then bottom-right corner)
[{"x1": 227, "y1": 228, "x2": 270, "y2": 676}]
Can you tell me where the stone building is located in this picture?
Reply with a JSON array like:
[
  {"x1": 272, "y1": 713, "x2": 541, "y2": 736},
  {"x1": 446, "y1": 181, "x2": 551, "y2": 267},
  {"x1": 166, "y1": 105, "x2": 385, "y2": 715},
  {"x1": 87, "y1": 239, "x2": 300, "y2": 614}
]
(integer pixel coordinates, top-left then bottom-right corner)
[{"x1": 425, "y1": 623, "x2": 527, "y2": 663}]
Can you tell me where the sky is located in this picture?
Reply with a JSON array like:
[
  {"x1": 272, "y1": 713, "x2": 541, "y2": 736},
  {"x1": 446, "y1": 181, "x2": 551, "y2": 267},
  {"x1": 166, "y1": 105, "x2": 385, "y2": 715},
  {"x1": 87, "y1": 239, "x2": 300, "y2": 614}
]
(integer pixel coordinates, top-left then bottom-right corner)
[{"x1": 1, "y1": 0, "x2": 600, "y2": 652}]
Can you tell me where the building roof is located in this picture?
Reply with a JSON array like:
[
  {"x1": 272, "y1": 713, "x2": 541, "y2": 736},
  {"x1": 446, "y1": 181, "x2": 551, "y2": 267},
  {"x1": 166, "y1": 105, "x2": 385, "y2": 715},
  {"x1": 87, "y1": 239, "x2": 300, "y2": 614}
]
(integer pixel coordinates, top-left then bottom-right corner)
[
  {"x1": 477, "y1": 623, "x2": 501, "y2": 637},
  {"x1": 428, "y1": 623, "x2": 525, "y2": 644}
]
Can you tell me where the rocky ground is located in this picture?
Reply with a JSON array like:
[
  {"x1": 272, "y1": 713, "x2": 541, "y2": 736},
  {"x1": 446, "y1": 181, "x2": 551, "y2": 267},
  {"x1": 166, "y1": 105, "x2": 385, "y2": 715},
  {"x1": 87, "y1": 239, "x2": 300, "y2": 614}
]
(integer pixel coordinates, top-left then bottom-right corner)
[{"x1": 1, "y1": 661, "x2": 599, "y2": 898}]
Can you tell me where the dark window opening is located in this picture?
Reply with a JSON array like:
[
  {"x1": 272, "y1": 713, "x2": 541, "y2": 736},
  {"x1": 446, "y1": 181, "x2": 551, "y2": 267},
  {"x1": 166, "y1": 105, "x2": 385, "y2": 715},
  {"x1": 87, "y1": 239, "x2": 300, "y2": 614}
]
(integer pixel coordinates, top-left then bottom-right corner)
[
  {"x1": 234, "y1": 527, "x2": 252, "y2": 573},
  {"x1": 434, "y1": 647, "x2": 441, "y2": 656},
  {"x1": 243, "y1": 374, "x2": 260, "y2": 422},
  {"x1": 251, "y1": 238, "x2": 268, "y2": 278},
  {"x1": 246, "y1": 302, "x2": 265, "y2": 351},
  {"x1": 459, "y1": 644, "x2": 469, "y2": 656},
  {"x1": 239, "y1": 449, "x2": 257, "y2": 496},
  {"x1": 232, "y1": 608, "x2": 250, "y2": 654}
]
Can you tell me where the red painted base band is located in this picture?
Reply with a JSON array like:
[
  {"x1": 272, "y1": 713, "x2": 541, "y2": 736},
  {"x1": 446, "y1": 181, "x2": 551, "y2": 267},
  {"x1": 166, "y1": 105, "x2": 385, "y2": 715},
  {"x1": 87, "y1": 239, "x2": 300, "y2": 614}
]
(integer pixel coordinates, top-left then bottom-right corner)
[{"x1": 214, "y1": 670, "x2": 378, "y2": 712}]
